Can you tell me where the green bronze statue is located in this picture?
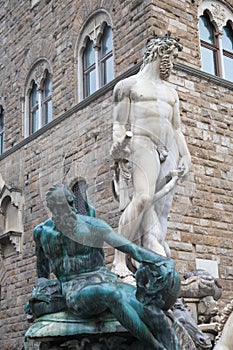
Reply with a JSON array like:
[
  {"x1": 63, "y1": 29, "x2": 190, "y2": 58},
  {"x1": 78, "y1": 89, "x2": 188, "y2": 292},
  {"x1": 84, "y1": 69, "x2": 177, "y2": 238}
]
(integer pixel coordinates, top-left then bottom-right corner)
[{"x1": 28, "y1": 183, "x2": 181, "y2": 350}]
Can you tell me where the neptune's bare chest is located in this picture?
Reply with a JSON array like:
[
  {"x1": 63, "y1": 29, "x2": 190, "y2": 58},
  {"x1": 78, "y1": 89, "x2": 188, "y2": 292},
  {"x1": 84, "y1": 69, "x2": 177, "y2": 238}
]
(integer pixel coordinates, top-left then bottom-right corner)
[{"x1": 130, "y1": 81, "x2": 175, "y2": 106}]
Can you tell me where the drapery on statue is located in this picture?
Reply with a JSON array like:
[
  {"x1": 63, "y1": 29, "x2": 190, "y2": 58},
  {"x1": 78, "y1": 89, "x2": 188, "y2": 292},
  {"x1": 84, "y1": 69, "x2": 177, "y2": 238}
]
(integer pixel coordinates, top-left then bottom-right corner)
[
  {"x1": 111, "y1": 33, "x2": 191, "y2": 279},
  {"x1": 28, "y1": 183, "x2": 181, "y2": 350}
]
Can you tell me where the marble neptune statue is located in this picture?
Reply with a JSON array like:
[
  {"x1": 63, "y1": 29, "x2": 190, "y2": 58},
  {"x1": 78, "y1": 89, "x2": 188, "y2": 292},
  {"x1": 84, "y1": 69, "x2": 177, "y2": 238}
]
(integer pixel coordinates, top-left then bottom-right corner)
[
  {"x1": 27, "y1": 183, "x2": 181, "y2": 350},
  {"x1": 111, "y1": 33, "x2": 191, "y2": 278}
]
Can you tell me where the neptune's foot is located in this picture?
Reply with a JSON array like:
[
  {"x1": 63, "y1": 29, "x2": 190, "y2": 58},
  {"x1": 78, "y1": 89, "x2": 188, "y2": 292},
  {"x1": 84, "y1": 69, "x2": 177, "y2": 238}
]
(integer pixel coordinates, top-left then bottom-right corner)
[{"x1": 111, "y1": 263, "x2": 136, "y2": 285}]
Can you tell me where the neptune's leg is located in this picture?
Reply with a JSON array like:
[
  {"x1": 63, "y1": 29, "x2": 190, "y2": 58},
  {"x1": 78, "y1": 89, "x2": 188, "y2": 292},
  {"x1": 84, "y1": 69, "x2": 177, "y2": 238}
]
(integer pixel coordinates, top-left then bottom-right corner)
[{"x1": 67, "y1": 282, "x2": 165, "y2": 350}]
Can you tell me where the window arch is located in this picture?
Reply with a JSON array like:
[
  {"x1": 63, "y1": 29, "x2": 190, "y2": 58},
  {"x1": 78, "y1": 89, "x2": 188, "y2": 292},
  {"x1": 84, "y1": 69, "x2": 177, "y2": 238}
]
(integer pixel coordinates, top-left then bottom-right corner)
[
  {"x1": 100, "y1": 25, "x2": 114, "y2": 86},
  {"x1": 76, "y1": 11, "x2": 114, "y2": 101},
  {"x1": 0, "y1": 185, "x2": 23, "y2": 254},
  {"x1": 198, "y1": 1, "x2": 233, "y2": 82},
  {"x1": 1, "y1": 196, "x2": 16, "y2": 233},
  {"x1": 25, "y1": 60, "x2": 53, "y2": 136},
  {"x1": 199, "y1": 11, "x2": 219, "y2": 76}
]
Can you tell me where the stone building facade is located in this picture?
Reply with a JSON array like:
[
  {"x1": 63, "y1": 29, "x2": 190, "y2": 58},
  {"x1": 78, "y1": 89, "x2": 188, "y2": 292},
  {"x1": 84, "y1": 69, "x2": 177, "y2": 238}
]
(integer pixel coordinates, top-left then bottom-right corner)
[{"x1": 0, "y1": 0, "x2": 232, "y2": 349}]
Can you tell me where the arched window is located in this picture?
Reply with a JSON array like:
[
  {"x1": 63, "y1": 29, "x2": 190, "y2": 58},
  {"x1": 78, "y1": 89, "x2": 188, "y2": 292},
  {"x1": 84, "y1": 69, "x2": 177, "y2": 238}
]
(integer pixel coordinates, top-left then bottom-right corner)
[
  {"x1": 100, "y1": 25, "x2": 114, "y2": 86},
  {"x1": 25, "y1": 60, "x2": 53, "y2": 136},
  {"x1": 222, "y1": 22, "x2": 233, "y2": 81},
  {"x1": 42, "y1": 72, "x2": 53, "y2": 124},
  {"x1": 82, "y1": 24, "x2": 114, "y2": 98},
  {"x1": 0, "y1": 186, "x2": 23, "y2": 254},
  {"x1": 76, "y1": 12, "x2": 114, "y2": 101},
  {"x1": 1, "y1": 194, "x2": 20, "y2": 235},
  {"x1": 83, "y1": 38, "x2": 97, "y2": 97},
  {"x1": 199, "y1": 12, "x2": 218, "y2": 75},
  {"x1": 198, "y1": 2, "x2": 233, "y2": 82},
  {"x1": 0, "y1": 106, "x2": 4, "y2": 155}
]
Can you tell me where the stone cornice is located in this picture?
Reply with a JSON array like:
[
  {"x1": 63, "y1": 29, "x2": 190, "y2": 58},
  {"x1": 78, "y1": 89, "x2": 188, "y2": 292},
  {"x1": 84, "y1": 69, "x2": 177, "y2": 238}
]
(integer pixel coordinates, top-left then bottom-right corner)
[{"x1": 175, "y1": 63, "x2": 233, "y2": 89}]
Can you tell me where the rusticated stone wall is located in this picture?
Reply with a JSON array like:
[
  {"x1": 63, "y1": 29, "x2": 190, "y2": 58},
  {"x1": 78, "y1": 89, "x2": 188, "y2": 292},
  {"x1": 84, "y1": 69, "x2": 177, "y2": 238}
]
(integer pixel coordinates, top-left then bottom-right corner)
[
  {"x1": 0, "y1": 0, "x2": 208, "y2": 149},
  {"x1": 0, "y1": 0, "x2": 232, "y2": 349},
  {"x1": 168, "y1": 70, "x2": 233, "y2": 293}
]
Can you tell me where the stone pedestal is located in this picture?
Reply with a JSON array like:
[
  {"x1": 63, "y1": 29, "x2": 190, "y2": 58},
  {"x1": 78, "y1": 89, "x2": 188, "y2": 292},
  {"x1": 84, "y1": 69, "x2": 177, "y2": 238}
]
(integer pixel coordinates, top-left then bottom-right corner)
[
  {"x1": 24, "y1": 311, "x2": 196, "y2": 350},
  {"x1": 23, "y1": 312, "x2": 153, "y2": 350}
]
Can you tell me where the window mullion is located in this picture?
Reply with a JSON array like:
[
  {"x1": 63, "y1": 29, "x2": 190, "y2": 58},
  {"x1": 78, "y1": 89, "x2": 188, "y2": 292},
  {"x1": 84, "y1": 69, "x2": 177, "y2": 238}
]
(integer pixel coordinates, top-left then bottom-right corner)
[
  {"x1": 38, "y1": 89, "x2": 42, "y2": 129},
  {"x1": 94, "y1": 45, "x2": 100, "y2": 89},
  {"x1": 218, "y1": 34, "x2": 225, "y2": 79}
]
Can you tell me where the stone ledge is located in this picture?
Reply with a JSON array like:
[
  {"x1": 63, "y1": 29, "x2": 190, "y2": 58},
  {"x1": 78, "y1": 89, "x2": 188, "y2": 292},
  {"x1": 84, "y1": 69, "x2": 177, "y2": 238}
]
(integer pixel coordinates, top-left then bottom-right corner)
[{"x1": 0, "y1": 230, "x2": 22, "y2": 253}]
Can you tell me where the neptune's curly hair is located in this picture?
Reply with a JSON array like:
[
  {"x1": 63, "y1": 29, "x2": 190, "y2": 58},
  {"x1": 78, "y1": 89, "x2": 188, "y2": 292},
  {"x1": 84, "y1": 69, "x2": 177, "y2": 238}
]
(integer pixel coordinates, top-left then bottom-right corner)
[{"x1": 141, "y1": 32, "x2": 183, "y2": 79}]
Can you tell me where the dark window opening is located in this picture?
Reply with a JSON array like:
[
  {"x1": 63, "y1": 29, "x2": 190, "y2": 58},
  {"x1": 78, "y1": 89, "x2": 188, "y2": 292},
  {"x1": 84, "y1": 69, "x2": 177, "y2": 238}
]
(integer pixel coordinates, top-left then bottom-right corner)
[{"x1": 72, "y1": 180, "x2": 88, "y2": 215}]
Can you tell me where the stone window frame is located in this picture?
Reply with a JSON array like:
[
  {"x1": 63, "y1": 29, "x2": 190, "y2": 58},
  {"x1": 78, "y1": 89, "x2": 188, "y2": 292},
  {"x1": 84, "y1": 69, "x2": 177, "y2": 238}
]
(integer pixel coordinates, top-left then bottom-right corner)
[
  {"x1": 24, "y1": 59, "x2": 53, "y2": 137},
  {"x1": 0, "y1": 185, "x2": 23, "y2": 255},
  {"x1": 198, "y1": 0, "x2": 233, "y2": 81},
  {"x1": 0, "y1": 105, "x2": 4, "y2": 155},
  {"x1": 75, "y1": 10, "x2": 114, "y2": 102}
]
